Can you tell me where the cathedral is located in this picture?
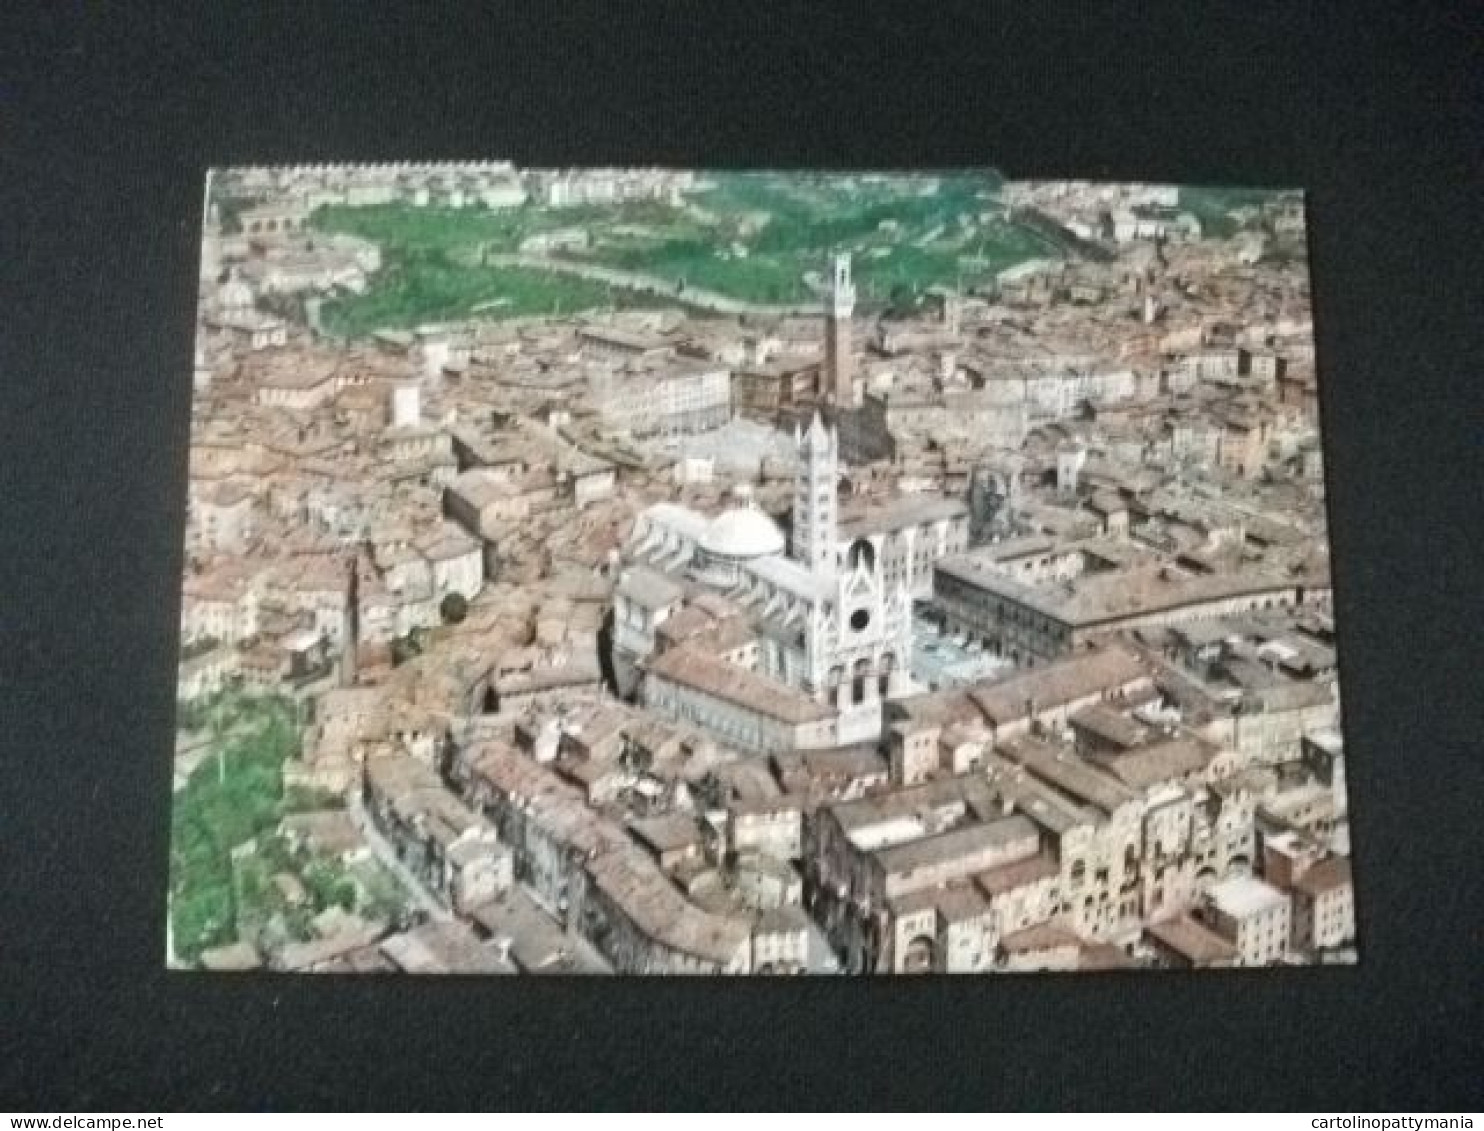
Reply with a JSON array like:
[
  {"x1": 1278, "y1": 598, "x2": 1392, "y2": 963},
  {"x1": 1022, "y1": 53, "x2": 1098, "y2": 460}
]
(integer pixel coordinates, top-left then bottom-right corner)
[
  {"x1": 619, "y1": 412, "x2": 916, "y2": 742},
  {"x1": 610, "y1": 252, "x2": 951, "y2": 747}
]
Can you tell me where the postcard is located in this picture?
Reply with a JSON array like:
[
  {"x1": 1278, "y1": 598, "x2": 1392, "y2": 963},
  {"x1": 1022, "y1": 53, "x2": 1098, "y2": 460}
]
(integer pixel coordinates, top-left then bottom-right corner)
[{"x1": 169, "y1": 164, "x2": 1351, "y2": 974}]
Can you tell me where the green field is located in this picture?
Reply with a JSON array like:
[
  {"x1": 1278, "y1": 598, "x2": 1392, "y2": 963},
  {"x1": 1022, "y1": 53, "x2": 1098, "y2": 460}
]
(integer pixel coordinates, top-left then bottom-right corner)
[
  {"x1": 619, "y1": 170, "x2": 1045, "y2": 301},
  {"x1": 309, "y1": 170, "x2": 1057, "y2": 335},
  {"x1": 314, "y1": 199, "x2": 697, "y2": 335},
  {"x1": 168, "y1": 692, "x2": 405, "y2": 963},
  {"x1": 318, "y1": 258, "x2": 631, "y2": 338},
  {"x1": 315, "y1": 197, "x2": 693, "y2": 253}
]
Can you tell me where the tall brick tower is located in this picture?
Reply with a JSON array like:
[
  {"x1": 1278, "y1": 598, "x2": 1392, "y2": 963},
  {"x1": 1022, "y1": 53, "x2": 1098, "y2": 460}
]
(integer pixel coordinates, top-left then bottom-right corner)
[
  {"x1": 823, "y1": 251, "x2": 855, "y2": 406},
  {"x1": 339, "y1": 553, "x2": 360, "y2": 688}
]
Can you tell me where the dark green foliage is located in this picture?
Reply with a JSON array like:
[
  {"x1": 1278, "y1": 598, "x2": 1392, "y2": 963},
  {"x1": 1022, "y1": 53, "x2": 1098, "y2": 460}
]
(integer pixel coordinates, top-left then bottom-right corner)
[
  {"x1": 301, "y1": 859, "x2": 358, "y2": 912},
  {"x1": 282, "y1": 784, "x2": 346, "y2": 813},
  {"x1": 169, "y1": 695, "x2": 406, "y2": 962},
  {"x1": 318, "y1": 257, "x2": 620, "y2": 338},
  {"x1": 168, "y1": 695, "x2": 303, "y2": 961},
  {"x1": 390, "y1": 629, "x2": 426, "y2": 666},
  {"x1": 439, "y1": 591, "x2": 469, "y2": 625},
  {"x1": 693, "y1": 771, "x2": 728, "y2": 810}
]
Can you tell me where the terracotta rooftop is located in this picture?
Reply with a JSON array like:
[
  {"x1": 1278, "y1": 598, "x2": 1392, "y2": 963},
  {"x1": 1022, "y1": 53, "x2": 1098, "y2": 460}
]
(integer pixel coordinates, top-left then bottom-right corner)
[
  {"x1": 967, "y1": 647, "x2": 1150, "y2": 726},
  {"x1": 1147, "y1": 914, "x2": 1239, "y2": 965},
  {"x1": 1294, "y1": 855, "x2": 1352, "y2": 898},
  {"x1": 873, "y1": 815, "x2": 1040, "y2": 883},
  {"x1": 975, "y1": 852, "x2": 1061, "y2": 896},
  {"x1": 584, "y1": 846, "x2": 751, "y2": 968},
  {"x1": 646, "y1": 647, "x2": 832, "y2": 726}
]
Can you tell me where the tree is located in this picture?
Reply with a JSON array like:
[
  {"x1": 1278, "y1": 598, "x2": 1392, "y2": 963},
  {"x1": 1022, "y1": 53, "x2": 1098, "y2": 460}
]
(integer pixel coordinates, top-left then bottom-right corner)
[
  {"x1": 439, "y1": 591, "x2": 469, "y2": 625},
  {"x1": 694, "y1": 772, "x2": 727, "y2": 811},
  {"x1": 619, "y1": 738, "x2": 653, "y2": 775},
  {"x1": 391, "y1": 628, "x2": 427, "y2": 666}
]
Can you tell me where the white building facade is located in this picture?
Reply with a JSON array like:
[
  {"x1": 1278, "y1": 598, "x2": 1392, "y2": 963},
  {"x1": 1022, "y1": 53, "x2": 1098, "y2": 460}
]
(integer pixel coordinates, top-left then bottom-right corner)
[{"x1": 624, "y1": 414, "x2": 914, "y2": 746}]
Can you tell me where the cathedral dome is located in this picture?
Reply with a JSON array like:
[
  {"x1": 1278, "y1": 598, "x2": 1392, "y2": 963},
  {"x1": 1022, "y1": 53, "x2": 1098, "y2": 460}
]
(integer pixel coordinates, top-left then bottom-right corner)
[{"x1": 699, "y1": 490, "x2": 786, "y2": 561}]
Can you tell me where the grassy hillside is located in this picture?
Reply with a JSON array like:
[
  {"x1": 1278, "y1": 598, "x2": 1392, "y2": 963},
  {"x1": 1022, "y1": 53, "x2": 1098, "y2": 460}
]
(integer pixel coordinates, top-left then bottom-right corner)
[
  {"x1": 309, "y1": 169, "x2": 1053, "y2": 334},
  {"x1": 168, "y1": 693, "x2": 405, "y2": 963}
]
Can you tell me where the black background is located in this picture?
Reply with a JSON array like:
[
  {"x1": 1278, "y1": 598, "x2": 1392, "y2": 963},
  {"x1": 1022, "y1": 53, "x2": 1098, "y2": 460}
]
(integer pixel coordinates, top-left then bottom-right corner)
[{"x1": 2, "y1": 0, "x2": 1481, "y2": 1111}]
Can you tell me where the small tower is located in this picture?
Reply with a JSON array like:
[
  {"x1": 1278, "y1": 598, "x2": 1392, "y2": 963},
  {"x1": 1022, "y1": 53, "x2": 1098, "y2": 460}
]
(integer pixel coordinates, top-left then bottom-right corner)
[
  {"x1": 1056, "y1": 442, "x2": 1087, "y2": 496},
  {"x1": 391, "y1": 381, "x2": 421, "y2": 429},
  {"x1": 937, "y1": 351, "x2": 958, "y2": 384},
  {"x1": 339, "y1": 554, "x2": 360, "y2": 688},
  {"x1": 824, "y1": 252, "x2": 855, "y2": 405},
  {"x1": 942, "y1": 290, "x2": 961, "y2": 336},
  {"x1": 416, "y1": 328, "x2": 450, "y2": 382},
  {"x1": 200, "y1": 201, "x2": 223, "y2": 284},
  {"x1": 192, "y1": 344, "x2": 212, "y2": 392},
  {"x1": 792, "y1": 411, "x2": 839, "y2": 576},
  {"x1": 969, "y1": 465, "x2": 1012, "y2": 544}
]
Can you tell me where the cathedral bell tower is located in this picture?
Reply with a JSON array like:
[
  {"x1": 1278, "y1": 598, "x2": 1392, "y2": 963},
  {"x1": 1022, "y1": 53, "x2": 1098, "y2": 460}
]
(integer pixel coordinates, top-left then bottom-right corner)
[
  {"x1": 824, "y1": 252, "x2": 855, "y2": 406},
  {"x1": 792, "y1": 410, "x2": 838, "y2": 576}
]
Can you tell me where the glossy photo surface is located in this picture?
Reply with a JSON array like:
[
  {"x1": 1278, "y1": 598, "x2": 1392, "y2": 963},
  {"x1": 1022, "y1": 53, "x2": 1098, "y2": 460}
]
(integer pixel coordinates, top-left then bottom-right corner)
[{"x1": 169, "y1": 165, "x2": 1351, "y2": 976}]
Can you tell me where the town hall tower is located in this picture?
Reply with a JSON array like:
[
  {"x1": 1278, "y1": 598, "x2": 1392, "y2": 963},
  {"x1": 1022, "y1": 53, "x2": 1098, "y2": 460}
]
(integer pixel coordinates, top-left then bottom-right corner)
[{"x1": 824, "y1": 252, "x2": 855, "y2": 405}]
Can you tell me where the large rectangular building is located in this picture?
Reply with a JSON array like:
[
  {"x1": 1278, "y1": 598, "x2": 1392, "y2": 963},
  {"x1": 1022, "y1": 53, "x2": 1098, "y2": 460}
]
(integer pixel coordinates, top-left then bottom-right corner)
[
  {"x1": 933, "y1": 542, "x2": 1326, "y2": 666},
  {"x1": 591, "y1": 363, "x2": 732, "y2": 437},
  {"x1": 641, "y1": 646, "x2": 840, "y2": 755},
  {"x1": 1202, "y1": 875, "x2": 1290, "y2": 967}
]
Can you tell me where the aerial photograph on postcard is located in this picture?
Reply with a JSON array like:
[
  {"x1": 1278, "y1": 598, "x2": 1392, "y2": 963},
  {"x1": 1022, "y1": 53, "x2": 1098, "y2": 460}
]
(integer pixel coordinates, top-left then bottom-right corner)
[{"x1": 169, "y1": 164, "x2": 1353, "y2": 975}]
